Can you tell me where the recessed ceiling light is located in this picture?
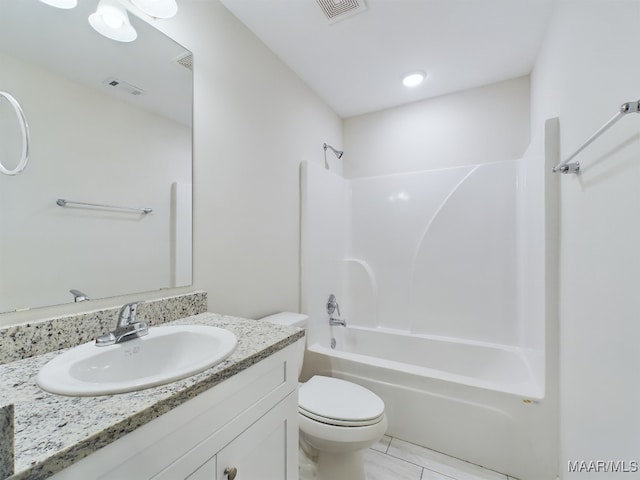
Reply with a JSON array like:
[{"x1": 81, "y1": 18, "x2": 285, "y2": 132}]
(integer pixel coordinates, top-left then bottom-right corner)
[
  {"x1": 402, "y1": 71, "x2": 426, "y2": 88},
  {"x1": 38, "y1": 0, "x2": 78, "y2": 8}
]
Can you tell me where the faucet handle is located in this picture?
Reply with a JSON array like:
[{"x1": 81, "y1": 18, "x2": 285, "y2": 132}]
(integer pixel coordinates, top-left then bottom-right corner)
[
  {"x1": 117, "y1": 301, "x2": 140, "y2": 327},
  {"x1": 327, "y1": 294, "x2": 341, "y2": 316}
]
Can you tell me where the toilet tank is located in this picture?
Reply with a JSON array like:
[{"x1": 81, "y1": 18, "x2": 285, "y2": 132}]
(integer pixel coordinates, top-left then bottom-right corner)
[{"x1": 258, "y1": 312, "x2": 308, "y2": 377}]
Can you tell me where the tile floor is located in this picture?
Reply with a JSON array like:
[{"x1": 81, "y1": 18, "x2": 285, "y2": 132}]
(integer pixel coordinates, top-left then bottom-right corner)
[{"x1": 364, "y1": 435, "x2": 519, "y2": 480}]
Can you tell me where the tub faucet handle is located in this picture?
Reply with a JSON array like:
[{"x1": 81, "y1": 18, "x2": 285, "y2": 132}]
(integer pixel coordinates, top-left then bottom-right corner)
[{"x1": 327, "y1": 294, "x2": 341, "y2": 316}]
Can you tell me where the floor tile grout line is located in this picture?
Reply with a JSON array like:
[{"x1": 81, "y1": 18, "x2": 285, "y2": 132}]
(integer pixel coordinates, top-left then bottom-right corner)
[
  {"x1": 384, "y1": 437, "x2": 461, "y2": 478},
  {"x1": 366, "y1": 448, "x2": 424, "y2": 480},
  {"x1": 374, "y1": 448, "x2": 460, "y2": 478},
  {"x1": 417, "y1": 463, "x2": 456, "y2": 480},
  {"x1": 367, "y1": 445, "x2": 504, "y2": 480},
  {"x1": 386, "y1": 435, "x2": 510, "y2": 479},
  {"x1": 423, "y1": 466, "x2": 460, "y2": 480},
  {"x1": 382, "y1": 434, "x2": 391, "y2": 454},
  {"x1": 378, "y1": 449, "x2": 435, "y2": 471}
]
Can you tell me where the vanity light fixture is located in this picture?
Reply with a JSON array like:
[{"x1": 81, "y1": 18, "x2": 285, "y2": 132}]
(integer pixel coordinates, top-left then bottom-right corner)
[
  {"x1": 130, "y1": 0, "x2": 178, "y2": 19},
  {"x1": 38, "y1": 0, "x2": 78, "y2": 8},
  {"x1": 402, "y1": 71, "x2": 426, "y2": 88},
  {"x1": 89, "y1": 0, "x2": 138, "y2": 43}
]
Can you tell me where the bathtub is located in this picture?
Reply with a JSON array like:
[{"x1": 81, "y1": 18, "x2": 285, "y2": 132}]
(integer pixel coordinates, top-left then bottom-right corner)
[{"x1": 302, "y1": 325, "x2": 556, "y2": 480}]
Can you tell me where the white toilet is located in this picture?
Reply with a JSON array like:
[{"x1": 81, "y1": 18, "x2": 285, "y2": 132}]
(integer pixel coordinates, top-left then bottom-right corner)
[{"x1": 259, "y1": 312, "x2": 387, "y2": 480}]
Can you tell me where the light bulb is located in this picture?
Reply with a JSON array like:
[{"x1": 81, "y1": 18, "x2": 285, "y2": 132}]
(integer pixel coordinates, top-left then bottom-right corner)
[
  {"x1": 89, "y1": 0, "x2": 137, "y2": 42},
  {"x1": 102, "y1": 6, "x2": 125, "y2": 29}
]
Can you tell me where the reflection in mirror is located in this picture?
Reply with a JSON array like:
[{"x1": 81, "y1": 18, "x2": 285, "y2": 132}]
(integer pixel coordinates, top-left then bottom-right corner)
[{"x1": 0, "y1": 0, "x2": 193, "y2": 313}]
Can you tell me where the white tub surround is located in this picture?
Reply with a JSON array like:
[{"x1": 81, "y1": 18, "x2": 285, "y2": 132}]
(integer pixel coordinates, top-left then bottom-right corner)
[
  {"x1": 0, "y1": 312, "x2": 303, "y2": 480},
  {"x1": 300, "y1": 118, "x2": 560, "y2": 480}
]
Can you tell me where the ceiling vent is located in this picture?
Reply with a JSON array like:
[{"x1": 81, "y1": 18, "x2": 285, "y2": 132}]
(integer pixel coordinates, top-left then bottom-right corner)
[
  {"x1": 174, "y1": 53, "x2": 193, "y2": 72},
  {"x1": 102, "y1": 77, "x2": 145, "y2": 96},
  {"x1": 316, "y1": 0, "x2": 366, "y2": 24}
]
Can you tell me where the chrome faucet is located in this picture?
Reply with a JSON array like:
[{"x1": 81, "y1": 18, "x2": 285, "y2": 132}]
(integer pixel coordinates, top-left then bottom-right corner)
[
  {"x1": 70, "y1": 289, "x2": 89, "y2": 302},
  {"x1": 327, "y1": 294, "x2": 340, "y2": 316},
  {"x1": 327, "y1": 294, "x2": 347, "y2": 327},
  {"x1": 329, "y1": 317, "x2": 347, "y2": 327},
  {"x1": 95, "y1": 301, "x2": 148, "y2": 346}
]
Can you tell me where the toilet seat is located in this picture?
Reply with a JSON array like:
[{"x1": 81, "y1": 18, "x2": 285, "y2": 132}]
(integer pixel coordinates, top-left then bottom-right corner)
[
  {"x1": 299, "y1": 408, "x2": 385, "y2": 427},
  {"x1": 298, "y1": 376, "x2": 385, "y2": 427}
]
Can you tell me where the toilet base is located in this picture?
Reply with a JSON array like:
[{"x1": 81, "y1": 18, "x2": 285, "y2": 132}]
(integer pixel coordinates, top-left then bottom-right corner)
[
  {"x1": 299, "y1": 442, "x2": 318, "y2": 480},
  {"x1": 299, "y1": 439, "x2": 366, "y2": 480},
  {"x1": 317, "y1": 449, "x2": 365, "y2": 480}
]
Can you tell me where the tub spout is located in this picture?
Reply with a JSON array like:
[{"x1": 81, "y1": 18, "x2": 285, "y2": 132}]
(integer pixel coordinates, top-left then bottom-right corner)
[{"x1": 329, "y1": 317, "x2": 347, "y2": 327}]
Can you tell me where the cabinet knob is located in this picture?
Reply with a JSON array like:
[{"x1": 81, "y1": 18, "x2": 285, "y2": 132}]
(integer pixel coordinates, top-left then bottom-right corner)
[{"x1": 224, "y1": 466, "x2": 238, "y2": 480}]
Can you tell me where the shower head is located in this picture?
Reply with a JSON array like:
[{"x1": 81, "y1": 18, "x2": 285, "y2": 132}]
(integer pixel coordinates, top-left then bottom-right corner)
[{"x1": 323, "y1": 143, "x2": 344, "y2": 159}]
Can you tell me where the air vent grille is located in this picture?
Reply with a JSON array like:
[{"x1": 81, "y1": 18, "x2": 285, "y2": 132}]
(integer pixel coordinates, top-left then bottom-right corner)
[
  {"x1": 316, "y1": 0, "x2": 366, "y2": 23},
  {"x1": 175, "y1": 53, "x2": 193, "y2": 71}
]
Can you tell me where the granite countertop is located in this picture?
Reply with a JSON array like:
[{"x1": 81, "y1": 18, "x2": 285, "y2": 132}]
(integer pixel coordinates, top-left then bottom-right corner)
[{"x1": 0, "y1": 312, "x2": 303, "y2": 480}]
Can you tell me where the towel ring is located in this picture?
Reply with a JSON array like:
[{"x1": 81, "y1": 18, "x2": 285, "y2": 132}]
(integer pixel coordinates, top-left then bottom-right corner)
[{"x1": 0, "y1": 91, "x2": 30, "y2": 176}]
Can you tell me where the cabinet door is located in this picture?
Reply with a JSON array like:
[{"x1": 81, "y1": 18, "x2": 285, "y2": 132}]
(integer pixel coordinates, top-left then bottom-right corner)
[
  {"x1": 187, "y1": 457, "x2": 216, "y2": 480},
  {"x1": 217, "y1": 392, "x2": 298, "y2": 480}
]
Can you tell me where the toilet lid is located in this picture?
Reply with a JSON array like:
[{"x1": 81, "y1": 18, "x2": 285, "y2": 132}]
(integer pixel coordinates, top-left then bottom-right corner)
[{"x1": 298, "y1": 376, "x2": 385, "y2": 426}]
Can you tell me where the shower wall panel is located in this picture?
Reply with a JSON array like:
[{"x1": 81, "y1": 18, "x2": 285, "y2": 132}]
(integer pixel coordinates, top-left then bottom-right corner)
[
  {"x1": 303, "y1": 159, "x2": 523, "y2": 348},
  {"x1": 300, "y1": 161, "x2": 350, "y2": 339},
  {"x1": 346, "y1": 162, "x2": 518, "y2": 344}
]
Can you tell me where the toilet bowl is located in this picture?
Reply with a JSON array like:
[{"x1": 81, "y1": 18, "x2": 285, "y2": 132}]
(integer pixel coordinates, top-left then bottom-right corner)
[{"x1": 259, "y1": 312, "x2": 387, "y2": 480}]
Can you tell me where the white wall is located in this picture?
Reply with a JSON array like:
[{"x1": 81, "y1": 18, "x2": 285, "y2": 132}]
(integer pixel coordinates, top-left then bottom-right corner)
[
  {"x1": 343, "y1": 76, "x2": 530, "y2": 178},
  {"x1": 154, "y1": 1, "x2": 342, "y2": 319},
  {"x1": 531, "y1": 0, "x2": 640, "y2": 477}
]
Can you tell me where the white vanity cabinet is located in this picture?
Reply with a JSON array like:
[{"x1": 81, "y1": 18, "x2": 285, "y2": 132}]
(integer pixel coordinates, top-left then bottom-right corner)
[
  {"x1": 186, "y1": 393, "x2": 296, "y2": 480},
  {"x1": 50, "y1": 344, "x2": 299, "y2": 480}
]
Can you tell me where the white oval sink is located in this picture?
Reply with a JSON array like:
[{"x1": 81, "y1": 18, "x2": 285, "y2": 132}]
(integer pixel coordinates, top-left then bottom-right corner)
[{"x1": 36, "y1": 325, "x2": 237, "y2": 396}]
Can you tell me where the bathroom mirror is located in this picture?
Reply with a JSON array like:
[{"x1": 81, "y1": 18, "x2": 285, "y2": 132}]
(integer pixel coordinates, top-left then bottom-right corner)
[{"x1": 0, "y1": 0, "x2": 193, "y2": 313}]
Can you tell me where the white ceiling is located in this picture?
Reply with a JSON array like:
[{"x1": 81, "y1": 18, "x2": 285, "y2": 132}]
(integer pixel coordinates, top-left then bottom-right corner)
[{"x1": 219, "y1": 0, "x2": 556, "y2": 118}]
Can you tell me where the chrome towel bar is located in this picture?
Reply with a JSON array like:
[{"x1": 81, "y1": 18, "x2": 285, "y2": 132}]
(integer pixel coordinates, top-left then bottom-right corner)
[
  {"x1": 553, "y1": 100, "x2": 639, "y2": 174},
  {"x1": 56, "y1": 198, "x2": 152, "y2": 214}
]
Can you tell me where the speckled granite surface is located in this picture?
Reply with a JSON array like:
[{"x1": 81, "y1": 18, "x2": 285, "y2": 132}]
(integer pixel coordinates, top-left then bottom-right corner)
[
  {"x1": 0, "y1": 404, "x2": 13, "y2": 478},
  {"x1": 0, "y1": 292, "x2": 207, "y2": 365},
  {"x1": 0, "y1": 312, "x2": 303, "y2": 480}
]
